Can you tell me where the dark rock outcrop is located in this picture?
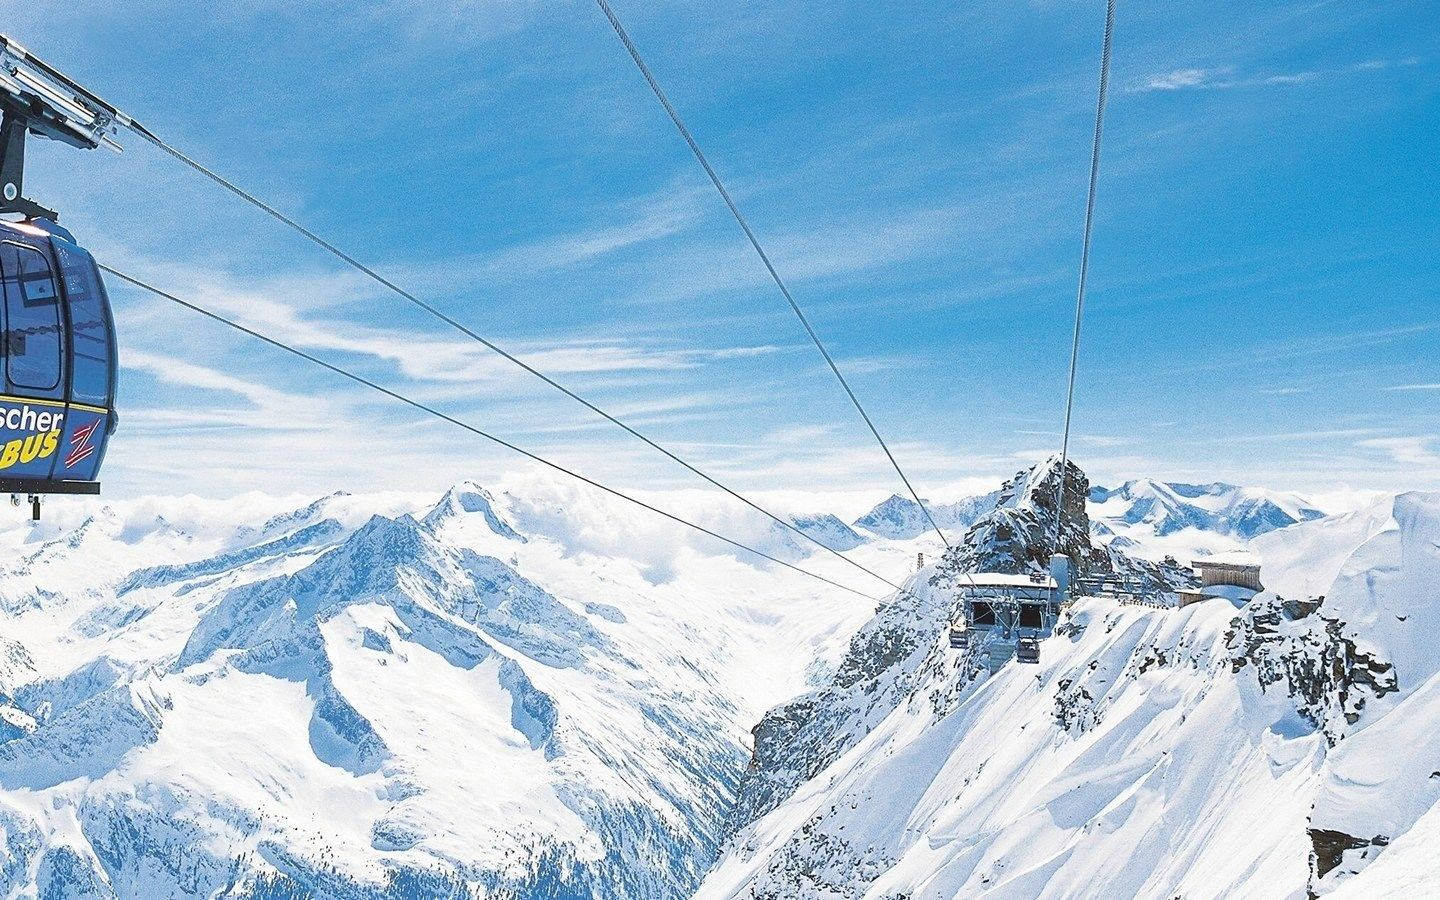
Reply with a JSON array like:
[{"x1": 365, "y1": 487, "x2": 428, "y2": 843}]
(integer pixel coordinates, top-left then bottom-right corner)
[
  {"x1": 1308, "y1": 828, "x2": 1390, "y2": 892},
  {"x1": 1227, "y1": 593, "x2": 1397, "y2": 744}
]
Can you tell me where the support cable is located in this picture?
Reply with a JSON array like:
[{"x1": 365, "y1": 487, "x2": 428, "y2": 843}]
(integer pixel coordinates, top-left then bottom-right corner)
[
  {"x1": 593, "y1": 0, "x2": 952, "y2": 550},
  {"x1": 1053, "y1": 0, "x2": 1116, "y2": 553},
  {"x1": 99, "y1": 262, "x2": 886, "y2": 603},
  {"x1": 116, "y1": 121, "x2": 903, "y2": 592}
]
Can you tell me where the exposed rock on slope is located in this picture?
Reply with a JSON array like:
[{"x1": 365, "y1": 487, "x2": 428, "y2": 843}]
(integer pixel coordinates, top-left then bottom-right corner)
[
  {"x1": 1226, "y1": 593, "x2": 1396, "y2": 745},
  {"x1": 931, "y1": 458, "x2": 1192, "y2": 600},
  {"x1": 935, "y1": 457, "x2": 1091, "y2": 578},
  {"x1": 704, "y1": 490, "x2": 1440, "y2": 898},
  {"x1": 725, "y1": 575, "x2": 953, "y2": 835},
  {"x1": 728, "y1": 458, "x2": 1175, "y2": 839}
]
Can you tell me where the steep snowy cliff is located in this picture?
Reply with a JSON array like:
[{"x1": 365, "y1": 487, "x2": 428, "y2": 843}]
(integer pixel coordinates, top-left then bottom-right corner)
[{"x1": 703, "y1": 488, "x2": 1440, "y2": 898}]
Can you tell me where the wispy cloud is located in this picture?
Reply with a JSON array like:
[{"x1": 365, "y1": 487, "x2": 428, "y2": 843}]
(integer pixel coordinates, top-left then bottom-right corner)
[
  {"x1": 123, "y1": 350, "x2": 335, "y2": 431},
  {"x1": 1139, "y1": 68, "x2": 1230, "y2": 92},
  {"x1": 1077, "y1": 434, "x2": 1132, "y2": 449},
  {"x1": 1131, "y1": 57, "x2": 1421, "y2": 93},
  {"x1": 1257, "y1": 386, "x2": 1309, "y2": 396},
  {"x1": 1247, "y1": 427, "x2": 1380, "y2": 443},
  {"x1": 1169, "y1": 320, "x2": 1440, "y2": 376},
  {"x1": 107, "y1": 254, "x2": 788, "y2": 392},
  {"x1": 410, "y1": 183, "x2": 715, "y2": 287},
  {"x1": 1386, "y1": 383, "x2": 1440, "y2": 392},
  {"x1": 1014, "y1": 429, "x2": 1128, "y2": 449},
  {"x1": 1357, "y1": 436, "x2": 1440, "y2": 467},
  {"x1": 763, "y1": 424, "x2": 841, "y2": 445},
  {"x1": 708, "y1": 344, "x2": 804, "y2": 360}
]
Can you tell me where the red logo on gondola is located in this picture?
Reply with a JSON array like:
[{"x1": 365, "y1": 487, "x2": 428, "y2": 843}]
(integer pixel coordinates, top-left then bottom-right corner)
[{"x1": 65, "y1": 421, "x2": 100, "y2": 469}]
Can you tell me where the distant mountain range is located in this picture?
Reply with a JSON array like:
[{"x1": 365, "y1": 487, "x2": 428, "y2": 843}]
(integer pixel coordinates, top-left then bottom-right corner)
[
  {"x1": 1090, "y1": 479, "x2": 1326, "y2": 540},
  {"x1": 849, "y1": 492, "x2": 998, "y2": 540},
  {"x1": 4, "y1": 465, "x2": 1428, "y2": 898},
  {"x1": 837, "y1": 477, "x2": 1325, "y2": 549},
  {"x1": 0, "y1": 481, "x2": 871, "y2": 898}
]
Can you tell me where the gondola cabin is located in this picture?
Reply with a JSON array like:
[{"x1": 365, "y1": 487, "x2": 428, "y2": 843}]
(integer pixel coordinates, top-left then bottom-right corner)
[
  {"x1": 0, "y1": 33, "x2": 132, "y2": 515},
  {"x1": 0, "y1": 218, "x2": 115, "y2": 505}
]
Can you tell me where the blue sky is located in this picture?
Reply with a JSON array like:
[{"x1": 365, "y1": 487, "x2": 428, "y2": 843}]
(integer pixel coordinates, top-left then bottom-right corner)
[{"x1": 7, "y1": 0, "x2": 1438, "y2": 501}]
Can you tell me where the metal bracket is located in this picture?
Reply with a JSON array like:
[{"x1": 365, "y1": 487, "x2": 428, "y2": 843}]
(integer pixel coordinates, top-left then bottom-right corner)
[
  {"x1": 0, "y1": 478, "x2": 101, "y2": 495},
  {"x1": 0, "y1": 109, "x2": 57, "y2": 220},
  {"x1": 0, "y1": 32, "x2": 126, "y2": 221}
]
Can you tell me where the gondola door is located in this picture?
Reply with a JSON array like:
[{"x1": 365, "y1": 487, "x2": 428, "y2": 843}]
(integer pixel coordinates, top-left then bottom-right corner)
[
  {"x1": 50, "y1": 236, "x2": 114, "y2": 485},
  {"x1": 0, "y1": 238, "x2": 72, "y2": 486}
]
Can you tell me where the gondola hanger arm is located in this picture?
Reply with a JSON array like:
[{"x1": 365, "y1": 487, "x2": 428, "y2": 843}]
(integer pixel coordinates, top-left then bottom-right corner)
[{"x1": 0, "y1": 33, "x2": 126, "y2": 219}]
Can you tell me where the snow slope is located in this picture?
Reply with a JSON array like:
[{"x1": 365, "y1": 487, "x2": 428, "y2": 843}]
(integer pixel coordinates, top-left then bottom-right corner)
[
  {"x1": 704, "y1": 598, "x2": 1320, "y2": 899},
  {"x1": 0, "y1": 479, "x2": 882, "y2": 898},
  {"x1": 3, "y1": 467, "x2": 1434, "y2": 899},
  {"x1": 703, "y1": 489, "x2": 1440, "y2": 899}
]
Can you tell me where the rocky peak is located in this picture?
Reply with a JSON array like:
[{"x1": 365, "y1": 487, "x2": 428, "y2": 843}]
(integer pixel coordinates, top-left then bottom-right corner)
[
  {"x1": 422, "y1": 481, "x2": 524, "y2": 541},
  {"x1": 852, "y1": 494, "x2": 934, "y2": 539},
  {"x1": 936, "y1": 456, "x2": 1091, "y2": 580}
]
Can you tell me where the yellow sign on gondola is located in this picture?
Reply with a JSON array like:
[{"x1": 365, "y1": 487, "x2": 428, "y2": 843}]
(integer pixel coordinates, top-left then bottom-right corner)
[{"x1": 0, "y1": 429, "x2": 60, "y2": 469}]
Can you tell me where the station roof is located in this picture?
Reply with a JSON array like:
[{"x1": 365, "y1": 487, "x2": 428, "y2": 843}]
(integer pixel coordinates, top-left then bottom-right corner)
[
  {"x1": 1193, "y1": 550, "x2": 1261, "y2": 570},
  {"x1": 962, "y1": 572, "x2": 1058, "y2": 589}
]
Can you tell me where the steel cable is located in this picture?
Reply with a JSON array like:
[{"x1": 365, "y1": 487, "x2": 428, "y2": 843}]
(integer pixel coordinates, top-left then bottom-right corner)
[
  {"x1": 593, "y1": 0, "x2": 953, "y2": 550},
  {"x1": 117, "y1": 121, "x2": 904, "y2": 592},
  {"x1": 1054, "y1": 0, "x2": 1116, "y2": 554},
  {"x1": 100, "y1": 262, "x2": 887, "y2": 602}
]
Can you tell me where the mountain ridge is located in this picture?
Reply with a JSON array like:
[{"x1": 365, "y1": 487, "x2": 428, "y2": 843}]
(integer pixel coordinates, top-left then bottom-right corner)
[
  {"x1": 1, "y1": 471, "x2": 1434, "y2": 897},
  {"x1": 702, "y1": 485, "x2": 1440, "y2": 898}
]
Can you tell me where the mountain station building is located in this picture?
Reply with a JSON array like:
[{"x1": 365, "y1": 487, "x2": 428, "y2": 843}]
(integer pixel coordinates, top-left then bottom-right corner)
[{"x1": 1178, "y1": 551, "x2": 1263, "y2": 607}]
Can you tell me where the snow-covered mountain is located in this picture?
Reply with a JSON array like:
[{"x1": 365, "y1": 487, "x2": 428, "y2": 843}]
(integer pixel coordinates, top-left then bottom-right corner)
[
  {"x1": 851, "y1": 493, "x2": 996, "y2": 541},
  {"x1": 721, "y1": 458, "x2": 1186, "y2": 844},
  {"x1": 702, "y1": 482, "x2": 1440, "y2": 897},
  {"x1": 1090, "y1": 479, "x2": 1326, "y2": 540},
  {"x1": 0, "y1": 479, "x2": 883, "y2": 898},
  {"x1": 4, "y1": 464, "x2": 1438, "y2": 898},
  {"x1": 789, "y1": 514, "x2": 867, "y2": 552}
]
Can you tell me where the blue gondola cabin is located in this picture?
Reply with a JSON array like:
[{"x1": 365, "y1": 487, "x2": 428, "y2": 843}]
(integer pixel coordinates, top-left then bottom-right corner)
[{"x1": 0, "y1": 218, "x2": 115, "y2": 498}]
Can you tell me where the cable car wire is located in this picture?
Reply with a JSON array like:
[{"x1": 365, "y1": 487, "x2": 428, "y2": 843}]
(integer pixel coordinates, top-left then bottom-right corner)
[
  {"x1": 98, "y1": 262, "x2": 887, "y2": 602},
  {"x1": 1053, "y1": 0, "x2": 1116, "y2": 553},
  {"x1": 114, "y1": 123, "x2": 904, "y2": 593},
  {"x1": 592, "y1": 0, "x2": 953, "y2": 551}
]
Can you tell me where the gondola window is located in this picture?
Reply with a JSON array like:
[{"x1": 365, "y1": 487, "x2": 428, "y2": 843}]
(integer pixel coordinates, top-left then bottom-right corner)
[
  {"x1": 54, "y1": 241, "x2": 113, "y2": 408},
  {"x1": 1, "y1": 243, "x2": 63, "y2": 393}
]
